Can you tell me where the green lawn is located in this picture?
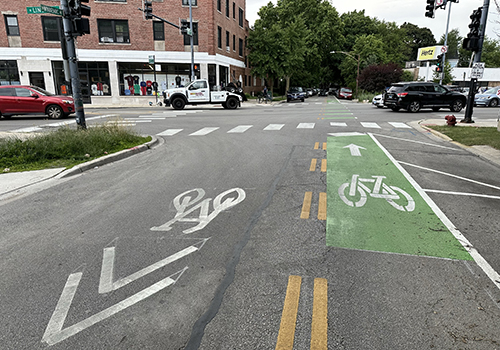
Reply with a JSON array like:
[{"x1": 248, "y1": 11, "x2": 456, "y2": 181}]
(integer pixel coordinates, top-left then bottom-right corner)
[
  {"x1": 428, "y1": 125, "x2": 500, "y2": 150},
  {"x1": 1, "y1": 124, "x2": 151, "y2": 172}
]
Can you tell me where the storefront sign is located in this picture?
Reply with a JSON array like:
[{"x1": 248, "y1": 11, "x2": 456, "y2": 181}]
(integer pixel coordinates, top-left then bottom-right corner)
[{"x1": 417, "y1": 46, "x2": 447, "y2": 61}]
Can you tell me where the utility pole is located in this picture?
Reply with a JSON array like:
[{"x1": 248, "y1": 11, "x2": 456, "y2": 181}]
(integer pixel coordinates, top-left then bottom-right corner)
[
  {"x1": 463, "y1": 0, "x2": 490, "y2": 123},
  {"x1": 439, "y1": 2, "x2": 453, "y2": 84},
  {"x1": 189, "y1": 0, "x2": 195, "y2": 82}
]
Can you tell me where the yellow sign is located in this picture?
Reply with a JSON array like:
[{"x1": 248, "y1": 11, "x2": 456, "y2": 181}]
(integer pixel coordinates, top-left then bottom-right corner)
[{"x1": 417, "y1": 46, "x2": 446, "y2": 61}]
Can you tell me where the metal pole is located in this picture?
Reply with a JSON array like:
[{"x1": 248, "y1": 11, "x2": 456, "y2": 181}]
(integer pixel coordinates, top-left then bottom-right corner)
[
  {"x1": 60, "y1": 0, "x2": 86, "y2": 129},
  {"x1": 439, "y1": 2, "x2": 452, "y2": 85},
  {"x1": 463, "y1": 0, "x2": 490, "y2": 123},
  {"x1": 356, "y1": 56, "x2": 360, "y2": 99},
  {"x1": 189, "y1": 0, "x2": 195, "y2": 82}
]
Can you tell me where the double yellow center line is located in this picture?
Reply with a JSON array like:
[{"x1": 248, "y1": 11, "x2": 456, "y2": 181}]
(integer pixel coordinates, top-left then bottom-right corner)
[{"x1": 275, "y1": 276, "x2": 328, "y2": 349}]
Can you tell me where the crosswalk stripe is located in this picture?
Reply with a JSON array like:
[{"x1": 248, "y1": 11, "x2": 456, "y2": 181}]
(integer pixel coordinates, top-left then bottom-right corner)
[
  {"x1": 360, "y1": 122, "x2": 381, "y2": 129},
  {"x1": 190, "y1": 127, "x2": 219, "y2": 136},
  {"x1": 227, "y1": 125, "x2": 253, "y2": 133},
  {"x1": 388, "y1": 122, "x2": 412, "y2": 129},
  {"x1": 330, "y1": 122, "x2": 348, "y2": 127},
  {"x1": 297, "y1": 123, "x2": 315, "y2": 129},
  {"x1": 264, "y1": 124, "x2": 285, "y2": 131},
  {"x1": 157, "y1": 129, "x2": 183, "y2": 136}
]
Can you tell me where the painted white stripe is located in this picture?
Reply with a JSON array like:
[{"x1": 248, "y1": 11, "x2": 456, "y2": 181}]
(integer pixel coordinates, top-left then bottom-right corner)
[
  {"x1": 297, "y1": 123, "x2": 315, "y2": 129},
  {"x1": 227, "y1": 125, "x2": 253, "y2": 133},
  {"x1": 121, "y1": 119, "x2": 152, "y2": 123},
  {"x1": 264, "y1": 124, "x2": 285, "y2": 131},
  {"x1": 42, "y1": 268, "x2": 187, "y2": 346},
  {"x1": 328, "y1": 132, "x2": 365, "y2": 137},
  {"x1": 398, "y1": 161, "x2": 500, "y2": 191},
  {"x1": 369, "y1": 133, "x2": 500, "y2": 292},
  {"x1": 388, "y1": 122, "x2": 412, "y2": 129},
  {"x1": 108, "y1": 123, "x2": 136, "y2": 126},
  {"x1": 372, "y1": 133, "x2": 459, "y2": 151},
  {"x1": 11, "y1": 127, "x2": 43, "y2": 133},
  {"x1": 361, "y1": 122, "x2": 381, "y2": 129},
  {"x1": 423, "y1": 189, "x2": 500, "y2": 200},
  {"x1": 189, "y1": 127, "x2": 219, "y2": 136},
  {"x1": 157, "y1": 129, "x2": 183, "y2": 136},
  {"x1": 330, "y1": 122, "x2": 348, "y2": 127},
  {"x1": 315, "y1": 102, "x2": 323, "y2": 105}
]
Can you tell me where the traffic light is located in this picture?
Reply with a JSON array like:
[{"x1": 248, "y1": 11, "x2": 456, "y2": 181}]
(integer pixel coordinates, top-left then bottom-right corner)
[
  {"x1": 463, "y1": 7, "x2": 482, "y2": 51},
  {"x1": 436, "y1": 54, "x2": 443, "y2": 73},
  {"x1": 425, "y1": 0, "x2": 436, "y2": 18},
  {"x1": 193, "y1": 64, "x2": 200, "y2": 73},
  {"x1": 68, "y1": 0, "x2": 90, "y2": 36},
  {"x1": 180, "y1": 20, "x2": 192, "y2": 36},
  {"x1": 143, "y1": 1, "x2": 153, "y2": 20}
]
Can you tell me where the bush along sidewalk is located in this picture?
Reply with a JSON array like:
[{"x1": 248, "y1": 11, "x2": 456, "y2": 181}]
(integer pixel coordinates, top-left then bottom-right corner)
[
  {"x1": 1, "y1": 124, "x2": 151, "y2": 173},
  {"x1": 427, "y1": 125, "x2": 500, "y2": 150}
]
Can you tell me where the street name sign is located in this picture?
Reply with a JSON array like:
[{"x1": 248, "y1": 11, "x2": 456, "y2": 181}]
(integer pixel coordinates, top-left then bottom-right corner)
[
  {"x1": 26, "y1": 6, "x2": 43, "y2": 14},
  {"x1": 40, "y1": 4, "x2": 63, "y2": 16}
]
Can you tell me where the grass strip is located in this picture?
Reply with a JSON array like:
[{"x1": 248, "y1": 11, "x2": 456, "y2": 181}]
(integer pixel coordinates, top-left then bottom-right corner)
[
  {"x1": 0, "y1": 124, "x2": 151, "y2": 172},
  {"x1": 427, "y1": 125, "x2": 500, "y2": 150}
]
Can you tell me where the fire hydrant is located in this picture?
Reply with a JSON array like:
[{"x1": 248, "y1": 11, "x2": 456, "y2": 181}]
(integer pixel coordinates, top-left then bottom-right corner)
[{"x1": 445, "y1": 115, "x2": 457, "y2": 126}]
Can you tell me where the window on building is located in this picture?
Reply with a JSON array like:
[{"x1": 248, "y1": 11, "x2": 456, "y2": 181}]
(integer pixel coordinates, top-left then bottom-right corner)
[
  {"x1": 217, "y1": 26, "x2": 222, "y2": 49},
  {"x1": 226, "y1": 31, "x2": 230, "y2": 49},
  {"x1": 4, "y1": 15, "x2": 19, "y2": 36},
  {"x1": 217, "y1": 0, "x2": 221, "y2": 12},
  {"x1": 0, "y1": 60, "x2": 20, "y2": 85},
  {"x1": 42, "y1": 16, "x2": 62, "y2": 41},
  {"x1": 239, "y1": 8, "x2": 244, "y2": 27},
  {"x1": 183, "y1": 22, "x2": 198, "y2": 45},
  {"x1": 153, "y1": 21, "x2": 164, "y2": 41},
  {"x1": 233, "y1": 3, "x2": 236, "y2": 19},
  {"x1": 182, "y1": 0, "x2": 197, "y2": 5},
  {"x1": 226, "y1": 0, "x2": 229, "y2": 17},
  {"x1": 97, "y1": 19, "x2": 130, "y2": 43},
  {"x1": 233, "y1": 34, "x2": 235, "y2": 51},
  {"x1": 239, "y1": 38, "x2": 243, "y2": 56}
]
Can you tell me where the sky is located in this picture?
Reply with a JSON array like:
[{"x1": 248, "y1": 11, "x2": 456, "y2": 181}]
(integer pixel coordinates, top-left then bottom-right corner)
[{"x1": 246, "y1": 0, "x2": 500, "y2": 45}]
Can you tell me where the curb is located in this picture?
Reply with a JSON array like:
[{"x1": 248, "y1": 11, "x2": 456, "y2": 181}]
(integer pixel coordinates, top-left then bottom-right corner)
[{"x1": 55, "y1": 135, "x2": 159, "y2": 179}]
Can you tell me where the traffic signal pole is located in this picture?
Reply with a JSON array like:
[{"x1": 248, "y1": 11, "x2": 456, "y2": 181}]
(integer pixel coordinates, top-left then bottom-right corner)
[
  {"x1": 189, "y1": 0, "x2": 195, "y2": 82},
  {"x1": 60, "y1": 0, "x2": 86, "y2": 129},
  {"x1": 463, "y1": 0, "x2": 490, "y2": 123},
  {"x1": 439, "y1": 2, "x2": 452, "y2": 85}
]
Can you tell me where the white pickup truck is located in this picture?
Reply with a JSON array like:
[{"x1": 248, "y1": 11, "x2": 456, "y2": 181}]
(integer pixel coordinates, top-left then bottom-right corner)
[{"x1": 163, "y1": 79, "x2": 242, "y2": 110}]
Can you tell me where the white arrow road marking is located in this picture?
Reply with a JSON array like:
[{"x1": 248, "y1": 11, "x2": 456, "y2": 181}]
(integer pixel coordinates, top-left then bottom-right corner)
[
  {"x1": 343, "y1": 144, "x2": 366, "y2": 157},
  {"x1": 99, "y1": 238, "x2": 209, "y2": 294},
  {"x1": 42, "y1": 268, "x2": 187, "y2": 346}
]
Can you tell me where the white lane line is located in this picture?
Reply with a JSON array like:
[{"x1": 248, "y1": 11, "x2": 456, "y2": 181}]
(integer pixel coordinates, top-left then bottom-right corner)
[
  {"x1": 264, "y1": 124, "x2": 285, "y2": 131},
  {"x1": 369, "y1": 133, "x2": 500, "y2": 292},
  {"x1": 398, "y1": 161, "x2": 500, "y2": 191},
  {"x1": 315, "y1": 102, "x2": 323, "y2": 105},
  {"x1": 121, "y1": 119, "x2": 152, "y2": 123},
  {"x1": 360, "y1": 122, "x2": 381, "y2": 129},
  {"x1": 227, "y1": 125, "x2": 253, "y2": 133},
  {"x1": 189, "y1": 127, "x2": 219, "y2": 136},
  {"x1": 330, "y1": 122, "x2": 348, "y2": 127},
  {"x1": 11, "y1": 127, "x2": 43, "y2": 133},
  {"x1": 423, "y1": 189, "x2": 500, "y2": 200},
  {"x1": 388, "y1": 122, "x2": 412, "y2": 129},
  {"x1": 328, "y1": 132, "x2": 365, "y2": 137},
  {"x1": 372, "y1": 133, "x2": 459, "y2": 151},
  {"x1": 297, "y1": 123, "x2": 315, "y2": 129},
  {"x1": 157, "y1": 129, "x2": 183, "y2": 136}
]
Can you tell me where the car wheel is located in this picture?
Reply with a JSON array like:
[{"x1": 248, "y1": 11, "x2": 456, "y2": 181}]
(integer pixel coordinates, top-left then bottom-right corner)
[
  {"x1": 46, "y1": 104, "x2": 63, "y2": 119},
  {"x1": 390, "y1": 106, "x2": 400, "y2": 112},
  {"x1": 226, "y1": 97, "x2": 239, "y2": 109},
  {"x1": 287, "y1": 98, "x2": 291, "y2": 103},
  {"x1": 450, "y1": 99, "x2": 464, "y2": 112},
  {"x1": 432, "y1": 107, "x2": 440, "y2": 112},
  {"x1": 488, "y1": 99, "x2": 499, "y2": 107},
  {"x1": 301, "y1": 98, "x2": 304, "y2": 102},
  {"x1": 172, "y1": 97, "x2": 186, "y2": 110},
  {"x1": 407, "y1": 101, "x2": 421, "y2": 113}
]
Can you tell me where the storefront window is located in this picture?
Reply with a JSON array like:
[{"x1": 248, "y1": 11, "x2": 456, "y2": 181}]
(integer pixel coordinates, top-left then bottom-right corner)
[
  {"x1": 0, "y1": 61, "x2": 20, "y2": 85},
  {"x1": 51, "y1": 61, "x2": 110, "y2": 98},
  {"x1": 118, "y1": 62, "x2": 193, "y2": 96}
]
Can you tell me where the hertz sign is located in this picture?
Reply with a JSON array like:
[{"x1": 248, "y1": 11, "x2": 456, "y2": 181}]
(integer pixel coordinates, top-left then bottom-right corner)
[{"x1": 417, "y1": 46, "x2": 447, "y2": 61}]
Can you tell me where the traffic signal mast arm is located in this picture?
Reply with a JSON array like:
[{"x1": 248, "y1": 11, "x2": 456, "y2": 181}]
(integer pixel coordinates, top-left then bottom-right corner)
[{"x1": 137, "y1": 7, "x2": 192, "y2": 36}]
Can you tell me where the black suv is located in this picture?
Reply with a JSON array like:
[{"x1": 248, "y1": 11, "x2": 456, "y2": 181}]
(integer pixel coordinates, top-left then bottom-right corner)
[{"x1": 384, "y1": 82, "x2": 467, "y2": 113}]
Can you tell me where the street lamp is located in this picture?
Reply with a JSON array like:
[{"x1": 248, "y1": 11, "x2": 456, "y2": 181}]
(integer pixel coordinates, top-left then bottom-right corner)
[{"x1": 331, "y1": 51, "x2": 361, "y2": 99}]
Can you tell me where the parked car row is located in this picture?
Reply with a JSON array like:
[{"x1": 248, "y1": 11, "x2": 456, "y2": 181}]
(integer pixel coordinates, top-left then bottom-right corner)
[{"x1": 372, "y1": 82, "x2": 500, "y2": 112}]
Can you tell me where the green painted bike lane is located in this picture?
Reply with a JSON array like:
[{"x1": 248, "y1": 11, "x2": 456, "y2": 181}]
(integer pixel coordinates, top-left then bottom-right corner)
[{"x1": 326, "y1": 134, "x2": 472, "y2": 260}]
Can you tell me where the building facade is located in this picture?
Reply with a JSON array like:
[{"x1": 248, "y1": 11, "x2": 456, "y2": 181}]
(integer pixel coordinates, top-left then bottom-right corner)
[{"x1": 0, "y1": 0, "x2": 262, "y2": 105}]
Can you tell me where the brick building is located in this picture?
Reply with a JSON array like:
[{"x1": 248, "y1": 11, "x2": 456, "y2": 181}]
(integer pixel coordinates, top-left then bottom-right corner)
[{"x1": 0, "y1": 0, "x2": 263, "y2": 105}]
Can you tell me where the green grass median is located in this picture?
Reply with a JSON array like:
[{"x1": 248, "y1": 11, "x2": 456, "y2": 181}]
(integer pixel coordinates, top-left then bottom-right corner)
[
  {"x1": 1, "y1": 124, "x2": 151, "y2": 173},
  {"x1": 428, "y1": 125, "x2": 500, "y2": 150}
]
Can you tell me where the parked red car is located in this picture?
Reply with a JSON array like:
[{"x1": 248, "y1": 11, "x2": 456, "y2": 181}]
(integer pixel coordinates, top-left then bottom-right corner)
[
  {"x1": 0, "y1": 85, "x2": 74, "y2": 119},
  {"x1": 338, "y1": 87, "x2": 353, "y2": 100}
]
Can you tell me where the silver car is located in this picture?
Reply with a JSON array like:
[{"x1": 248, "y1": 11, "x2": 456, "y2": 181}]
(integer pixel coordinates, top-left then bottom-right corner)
[{"x1": 474, "y1": 86, "x2": 500, "y2": 107}]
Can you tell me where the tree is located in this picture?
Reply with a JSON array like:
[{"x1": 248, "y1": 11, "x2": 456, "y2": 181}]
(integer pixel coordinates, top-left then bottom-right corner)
[
  {"x1": 400, "y1": 22, "x2": 436, "y2": 61},
  {"x1": 358, "y1": 63, "x2": 403, "y2": 92},
  {"x1": 438, "y1": 28, "x2": 461, "y2": 60}
]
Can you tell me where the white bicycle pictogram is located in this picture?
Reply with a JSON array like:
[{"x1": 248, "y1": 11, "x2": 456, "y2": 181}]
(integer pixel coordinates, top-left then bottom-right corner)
[{"x1": 338, "y1": 174, "x2": 415, "y2": 212}]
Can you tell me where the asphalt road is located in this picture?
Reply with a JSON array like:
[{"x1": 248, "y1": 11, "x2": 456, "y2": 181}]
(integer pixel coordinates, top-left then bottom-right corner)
[{"x1": 1, "y1": 99, "x2": 500, "y2": 349}]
